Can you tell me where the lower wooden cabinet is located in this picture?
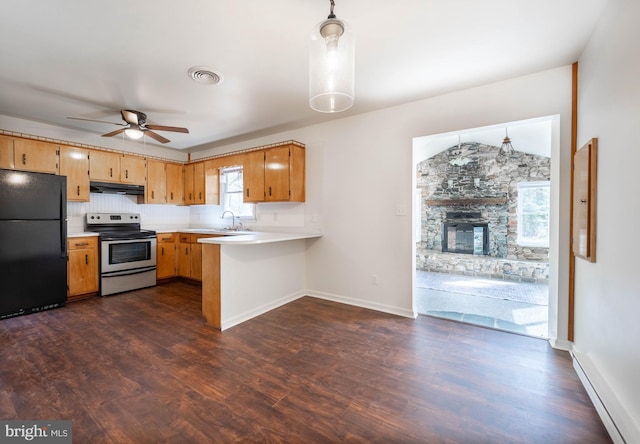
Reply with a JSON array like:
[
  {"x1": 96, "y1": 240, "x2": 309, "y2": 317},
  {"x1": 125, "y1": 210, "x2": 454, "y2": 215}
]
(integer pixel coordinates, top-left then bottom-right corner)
[
  {"x1": 177, "y1": 233, "x2": 221, "y2": 281},
  {"x1": 157, "y1": 233, "x2": 177, "y2": 279},
  {"x1": 67, "y1": 236, "x2": 99, "y2": 300}
]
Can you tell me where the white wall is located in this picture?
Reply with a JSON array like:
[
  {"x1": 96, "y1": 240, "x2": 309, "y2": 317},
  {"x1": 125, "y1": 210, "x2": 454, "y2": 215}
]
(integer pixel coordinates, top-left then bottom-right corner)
[
  {"x1": 574, "y1": 0, "x2": 640, "y2": 441},
  {"x1": 193, "y1": 66, "x2": 574, "y2": 341}
]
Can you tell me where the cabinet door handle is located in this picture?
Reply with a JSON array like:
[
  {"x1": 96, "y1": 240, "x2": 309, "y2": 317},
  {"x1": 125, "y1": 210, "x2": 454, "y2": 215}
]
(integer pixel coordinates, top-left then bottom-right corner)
[
  {"x1": 125, "y1": 169, "x2": 129, "y2": 179},
  {"x1": 22, "y1": 153, "x2": 27, "y2": 165},
  {"x1": 77, "y1": 185, "x2": 80, "y2": 196},
  {"x1": 161, "y1": 247, "x2": 165, "y2": 256},
  {"x1": 74, "y1": 242, "x2": 89, "y2": 247},
  {"x1": 199, "y1": 191, "x2": 202, "y2": 200},
  {"x1": 246, "y1": 188, "x2": 249, "y2": 197},
  {"x1": 189, "y1": 193, "x2": 192, "y2": 200},
  {"x1": 109, "y1": 167, "x2": 113, "y2": 177},
  {"x1": 185, "y1": 247, "x2": 189, "y2": 255},
  {"x1": 170, "y1": 192, "x2": 174, "y2": 200},
  {"x1": 269, "y1": 186, "x2": 272, "y2": 196},
  {"x1": 85, "y1": 254, "x2": 89, "y2": 265},
  {"x1": 152, "y1": 190, "x2": 155, "y2": 199}
]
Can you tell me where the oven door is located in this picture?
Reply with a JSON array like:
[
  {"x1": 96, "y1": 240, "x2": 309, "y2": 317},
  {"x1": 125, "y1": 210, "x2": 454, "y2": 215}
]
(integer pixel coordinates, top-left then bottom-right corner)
[{"x1": 101, "y1": 237, "x2": 157, "y2": 273}]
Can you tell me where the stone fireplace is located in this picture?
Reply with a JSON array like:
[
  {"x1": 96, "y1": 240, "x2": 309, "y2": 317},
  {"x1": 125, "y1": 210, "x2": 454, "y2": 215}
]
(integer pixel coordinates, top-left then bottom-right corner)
[{"x1": 416, "y1": 141, "x2": 551, "y2": 283}]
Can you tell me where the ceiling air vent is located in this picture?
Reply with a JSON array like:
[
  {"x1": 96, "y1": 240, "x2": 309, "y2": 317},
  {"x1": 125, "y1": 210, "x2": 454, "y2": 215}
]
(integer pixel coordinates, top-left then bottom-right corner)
[{"x1": 188, "y1": 66, "x2": 223, "y2": 85}]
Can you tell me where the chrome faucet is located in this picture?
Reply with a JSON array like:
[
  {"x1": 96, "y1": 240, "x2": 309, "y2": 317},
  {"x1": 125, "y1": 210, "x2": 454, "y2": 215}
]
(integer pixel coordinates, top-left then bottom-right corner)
[{"x1": 220, "y1": 210, "x2": 236, "y2": 230}]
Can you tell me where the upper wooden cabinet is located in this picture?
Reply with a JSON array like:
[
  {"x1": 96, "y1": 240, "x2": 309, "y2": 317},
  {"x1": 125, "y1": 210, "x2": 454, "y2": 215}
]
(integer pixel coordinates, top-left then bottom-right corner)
[
  {"x1": 184, "y1": 162, "x2": 205, "y2": 205},
  {"x1": 89, "y1": 151, "x2": 146, "y2": 185},
  {"x1": 59, "y1": 146, "x2": 90, "y2": 202},
  {"x1": 120, "y1": 154, "x2": 146, "y2": 185},
  {"x1": 13, "y1": 138, "x2": 59, "y2": 174},
  {"x1": 0, "y1": 135, "x2": 15, "y2": 169},
  {"x1": 146, "y1": 159, "x2": 166, "y2": 204},
  {"x1": 243, "y1": 144, "x2": 305, "y2": 203},
  {"x1": 166, "y1": 163, "x2": 184, "y2": 205},
  {"x1": 146, "y1": 161, "x2": 185, "y2": 205},
  {"x1": 243, "y1": 150, "x2": 265, "y2": 202},
  {"x1": 204, "y1": 161, "x2": 220, "y2": 206},
  {"x1": 265, "y1": 146, "x2": 292, "y2": 201},
  {"x1": 89, "y1": 150, "x2": 120, "y2": 182},
  {"x1": 193, "y1": 162, "x2": 205, "y2": 204}
]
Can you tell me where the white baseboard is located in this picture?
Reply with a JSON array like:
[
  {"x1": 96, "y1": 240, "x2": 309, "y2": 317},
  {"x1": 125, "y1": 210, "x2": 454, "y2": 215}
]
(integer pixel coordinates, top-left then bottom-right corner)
[
  {"x1": 548, "y1": 337, "x2": 572, "y2": 351},
  {"x1": 221, "y1": 290, "x2": 305, "y2": 331},
  {"x1": 306, "y1": 290, "x2": 417, "y2": 319},
  {"x1": 221, "y1": 289, "x2": 416, "y2": 331},
  {"x1": 572, "y1": 351, "x2": 636, "y2": 444}
]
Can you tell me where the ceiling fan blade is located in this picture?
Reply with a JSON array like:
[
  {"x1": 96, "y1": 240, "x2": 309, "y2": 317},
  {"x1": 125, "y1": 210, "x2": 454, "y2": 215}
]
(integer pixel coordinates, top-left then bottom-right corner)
[
  {"x1": 121, "y1": 109, "x2": 139, "y2": 125},
  {"x1": 101, "y1": 128, "x2": 126, "y2": 138},
  {"x1": 67, "y1": 116, "x2": 126, "y2": 126},
  {"x1": 144, "y1": 130, "x2": 170, "y2": 144},
  {"x1": 145, "y1": 124, "x2": 189, "y2": 134}
]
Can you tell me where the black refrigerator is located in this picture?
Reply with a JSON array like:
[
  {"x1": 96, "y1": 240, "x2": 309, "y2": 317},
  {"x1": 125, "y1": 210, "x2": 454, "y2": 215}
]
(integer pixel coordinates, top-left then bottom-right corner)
[{"x1": 0, "y1": 169, "x2": 68, "y2": 319}]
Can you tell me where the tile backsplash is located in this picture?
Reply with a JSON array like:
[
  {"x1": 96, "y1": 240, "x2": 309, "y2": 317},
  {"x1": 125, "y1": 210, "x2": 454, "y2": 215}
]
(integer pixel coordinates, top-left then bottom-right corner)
[
  {"x1": 67, "y1": 193, "x2": 190, "y2": 233},
  {"x1": 67, "y1": 193, "x2": 312, "y2": 234}
]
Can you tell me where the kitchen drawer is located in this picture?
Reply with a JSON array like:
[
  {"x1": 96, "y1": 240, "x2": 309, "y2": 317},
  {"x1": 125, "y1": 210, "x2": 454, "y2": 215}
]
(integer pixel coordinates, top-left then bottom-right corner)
[
  {"x1": 68, "y1": 237, "x2": 98, "y2": 250},
  {"x1": 178, "y1": 233, "x2": 191, "y2": 243},
  {"x1": 158, "y1": 233, "x2": 176, "y2": 243}
]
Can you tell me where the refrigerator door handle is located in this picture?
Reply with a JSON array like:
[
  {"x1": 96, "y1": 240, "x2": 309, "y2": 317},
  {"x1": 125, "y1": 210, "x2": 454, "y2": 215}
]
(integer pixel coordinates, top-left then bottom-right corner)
[{"x1": 60, "y1": 185, "x2": 67, "y2": 258}]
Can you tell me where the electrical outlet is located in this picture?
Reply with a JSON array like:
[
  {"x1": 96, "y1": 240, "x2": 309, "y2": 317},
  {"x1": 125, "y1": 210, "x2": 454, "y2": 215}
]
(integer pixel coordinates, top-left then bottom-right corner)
[{"x1": 396, "y1": 204, "x2": 407, "y2": 216}]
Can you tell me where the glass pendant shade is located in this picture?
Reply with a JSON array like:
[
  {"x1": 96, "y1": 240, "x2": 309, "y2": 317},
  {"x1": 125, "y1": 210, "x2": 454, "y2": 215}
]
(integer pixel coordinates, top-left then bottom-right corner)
[{"x1": 309, "y1": 16, "x2": 354, "y2": 113}]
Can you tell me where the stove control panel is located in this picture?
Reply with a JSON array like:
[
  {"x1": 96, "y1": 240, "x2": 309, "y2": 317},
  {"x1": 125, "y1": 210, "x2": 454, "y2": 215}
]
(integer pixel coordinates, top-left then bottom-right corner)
[{"x1": 86, "y1": 213, "x2": 141, "y2": 226}]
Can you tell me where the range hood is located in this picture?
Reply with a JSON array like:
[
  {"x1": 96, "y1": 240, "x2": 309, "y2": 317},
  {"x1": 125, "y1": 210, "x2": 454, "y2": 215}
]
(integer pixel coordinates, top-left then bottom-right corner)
[{"x1": 90, "y1": 181, "x2": 144, "y2": 195}]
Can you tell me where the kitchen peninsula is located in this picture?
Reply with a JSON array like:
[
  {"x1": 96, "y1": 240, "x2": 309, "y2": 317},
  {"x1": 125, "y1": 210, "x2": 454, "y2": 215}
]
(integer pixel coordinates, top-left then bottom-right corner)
[{"x1": 199, "y1": 231, "x2": 321, "y2": 330}]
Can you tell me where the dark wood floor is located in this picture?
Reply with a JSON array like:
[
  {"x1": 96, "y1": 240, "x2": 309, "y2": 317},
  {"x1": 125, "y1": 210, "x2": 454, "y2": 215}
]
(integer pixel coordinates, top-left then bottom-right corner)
[{"x1": 1, "y1": 281, "x2": 610, "y2": 443}]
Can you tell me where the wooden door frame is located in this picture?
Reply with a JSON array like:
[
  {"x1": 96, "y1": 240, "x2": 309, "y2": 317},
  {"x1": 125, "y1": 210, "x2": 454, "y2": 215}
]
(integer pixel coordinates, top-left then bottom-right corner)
[{"x1": 568, "y1": 62, "x2": 578, "y2": 341}]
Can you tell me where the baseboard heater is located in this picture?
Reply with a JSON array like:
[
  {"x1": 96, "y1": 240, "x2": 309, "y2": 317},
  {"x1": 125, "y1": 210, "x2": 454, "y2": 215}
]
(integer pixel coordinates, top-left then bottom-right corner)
[{"x1": 571, "y1": 352, "x2": 626, "y2": 443}]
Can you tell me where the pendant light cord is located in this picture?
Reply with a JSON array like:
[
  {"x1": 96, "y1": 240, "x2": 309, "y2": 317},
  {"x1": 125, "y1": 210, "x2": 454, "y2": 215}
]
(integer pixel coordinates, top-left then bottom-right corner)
[{"x1": 328, "y1": 0, "x2": 336, "y2": 18}]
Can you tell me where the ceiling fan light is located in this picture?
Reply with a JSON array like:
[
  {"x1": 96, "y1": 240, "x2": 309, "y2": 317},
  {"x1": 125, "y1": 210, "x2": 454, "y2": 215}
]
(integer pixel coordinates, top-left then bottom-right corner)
[
  {"x1": 309, "y1": 2, "x2": 355, "y2": 113},
  {"x1": 125, "y1": 128, "x2": 144, "y2": 139}
]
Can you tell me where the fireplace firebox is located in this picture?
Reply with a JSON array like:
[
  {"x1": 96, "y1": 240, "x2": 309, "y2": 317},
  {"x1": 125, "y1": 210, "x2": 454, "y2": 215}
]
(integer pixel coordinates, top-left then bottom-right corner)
[{"x1": 442, "y1": 212, "x2": 489, "y2": 255}]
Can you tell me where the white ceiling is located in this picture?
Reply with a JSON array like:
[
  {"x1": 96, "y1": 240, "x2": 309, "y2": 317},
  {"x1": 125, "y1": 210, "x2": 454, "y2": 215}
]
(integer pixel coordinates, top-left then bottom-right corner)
[
  {"x1": 0, "y1": 0, "x2": 605, "y2": 152},
  {"x1": 414, "y1": 116, "x2": 556, "y2": 162}
]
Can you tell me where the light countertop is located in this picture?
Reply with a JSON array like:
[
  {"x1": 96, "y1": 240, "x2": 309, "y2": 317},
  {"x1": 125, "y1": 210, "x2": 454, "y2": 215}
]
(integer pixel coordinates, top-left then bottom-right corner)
[
  {"x1": 198, "y1": 231, "x2": 322, "y2": 245},
  {"x1": 67, "y1": 229, "x2": 322, "y2": 244},
  {"x1": 68, "y1": 232, "x2": 99, "y2": 238}
]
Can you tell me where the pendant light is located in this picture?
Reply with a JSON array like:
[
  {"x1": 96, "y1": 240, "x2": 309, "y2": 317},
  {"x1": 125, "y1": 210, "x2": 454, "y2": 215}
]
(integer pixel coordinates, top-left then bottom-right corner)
[
  {"x1": 497, "y1": 128, "x2": 515, "y2": 164},
  {"x1": 309, "y1": 0, "x2": 355, "y2": 113}
]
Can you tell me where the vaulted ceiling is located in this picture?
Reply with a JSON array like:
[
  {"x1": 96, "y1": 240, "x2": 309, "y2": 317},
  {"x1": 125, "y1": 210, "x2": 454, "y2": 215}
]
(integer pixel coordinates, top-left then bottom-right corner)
[{"x1": 0, "y1": 0, "x2": 606, "y2": 152}]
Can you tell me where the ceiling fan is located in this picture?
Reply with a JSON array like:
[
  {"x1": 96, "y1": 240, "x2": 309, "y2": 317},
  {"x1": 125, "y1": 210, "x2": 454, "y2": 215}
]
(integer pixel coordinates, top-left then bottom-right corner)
[{"x1": 68, "y1": 109, "x2": 189, "y2": 143}]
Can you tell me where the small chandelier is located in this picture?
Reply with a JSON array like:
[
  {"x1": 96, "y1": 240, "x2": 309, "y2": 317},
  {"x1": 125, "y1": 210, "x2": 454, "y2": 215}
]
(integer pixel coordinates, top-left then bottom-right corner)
[
  {"x1": 309, "y1": 0, "x2": 355, "y2": 113},
  {"x1": 497, "y1": 128, "x2": 515, "y2": 164}
]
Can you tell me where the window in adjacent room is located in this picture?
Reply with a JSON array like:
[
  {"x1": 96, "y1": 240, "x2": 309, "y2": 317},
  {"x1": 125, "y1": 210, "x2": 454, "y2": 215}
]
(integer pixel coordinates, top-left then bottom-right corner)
[
  {"x1": 220, "y1": 166, "x2": 255, "y2": 219},
  {"x1": 517, "y1": 181, "x2": 550, "y2": 247}
]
